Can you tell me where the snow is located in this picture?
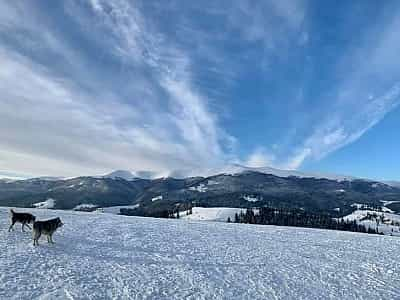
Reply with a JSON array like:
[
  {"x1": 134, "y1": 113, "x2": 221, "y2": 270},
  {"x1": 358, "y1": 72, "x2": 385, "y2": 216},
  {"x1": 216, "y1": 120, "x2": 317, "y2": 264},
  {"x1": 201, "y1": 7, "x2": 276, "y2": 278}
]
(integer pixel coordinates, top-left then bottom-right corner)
[
  {"x1": 207, "y1": 180, "x2": 219, "y2": 185},
  {"x1": 103, "y1": 204, "x2": 140, "y2": 214},
  {"x1": 103, "y1": 170, "x2": 136, "y2": 181},
  {"x1": 384, "y1": 181, "x2": 400, "y2": 188},
  {"x1": 180, "y1": 207, "x2": 246, "y2": 222},
  {"x1": 351, "y1": 203, "x2": 371, "y2": 210},
  {"x1": 213, "y1": 164, "x2": 356, "y2": 181},
  {"x1": 189, "y1": 184, "x2": 208, "y2": 193},
  {"x1": 33, "y1": 198, "x2": 55, "y2": 209},
  {"x1": 73, "y1": 203, "x2": 97, "y2": 211},
  {"x1": 243, "y1": 195, "x2": 261, "y2": 202},
  {"x1": 335, "y1": 189, "x2": 346, "y2": 193},
  {"x1": 343, "y1": 210, "x2": 400, "y2": 236},
  {"x1": 381, "y1": 200, "x2": 400, "y2": 207},
  {"x1": 151, "y1": 195, "x2": 163, "y2": 202},
  {"x1": 1, "y1": 207, "x2": 400, "y2": 299}
]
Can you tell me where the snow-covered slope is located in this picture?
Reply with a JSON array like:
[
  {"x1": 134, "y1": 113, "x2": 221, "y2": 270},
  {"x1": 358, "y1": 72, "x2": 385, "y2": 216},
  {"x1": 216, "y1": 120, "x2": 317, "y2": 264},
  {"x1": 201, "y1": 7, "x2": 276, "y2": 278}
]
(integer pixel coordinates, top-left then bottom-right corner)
[
  {"x1": 343, "y1": 210, "x2": 400, "y2": 236},
  {"x1": 1, "y1": 208, "x2": 400, "y2": 299},
  {"x1": 385, "y1": 181, "x2": 400, "y2": 188},
  {"x1": 208, "y1": 164, "x2": 356, "y2": 181},
  {"x1": 103, "y1": 170, "x2": 137, "y2": 181},
  {"x1": 180, "y1": 207, "x2": 246, "y2": 222}
]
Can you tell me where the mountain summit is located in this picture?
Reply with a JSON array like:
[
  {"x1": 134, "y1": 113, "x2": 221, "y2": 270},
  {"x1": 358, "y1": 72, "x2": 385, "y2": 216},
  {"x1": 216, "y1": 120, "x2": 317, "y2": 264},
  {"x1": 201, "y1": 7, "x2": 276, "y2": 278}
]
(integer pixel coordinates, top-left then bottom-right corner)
[{"x1": 103, "y1": 170, "x2": 136, "y2": 181}]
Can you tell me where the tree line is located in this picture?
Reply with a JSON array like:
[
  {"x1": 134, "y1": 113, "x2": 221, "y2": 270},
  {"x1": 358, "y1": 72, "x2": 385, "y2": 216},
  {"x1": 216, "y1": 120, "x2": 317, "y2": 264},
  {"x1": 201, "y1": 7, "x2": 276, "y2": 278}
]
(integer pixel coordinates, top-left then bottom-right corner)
[{"x1": 231, "y1": 207, "x2": 379, "y2": 235}]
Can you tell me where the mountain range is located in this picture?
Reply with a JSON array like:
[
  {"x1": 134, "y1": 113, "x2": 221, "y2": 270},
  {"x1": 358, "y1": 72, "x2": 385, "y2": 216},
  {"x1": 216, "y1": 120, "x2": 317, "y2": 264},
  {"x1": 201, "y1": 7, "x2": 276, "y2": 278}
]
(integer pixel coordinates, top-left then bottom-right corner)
[{"x1": 1, "y1": 165, "x2": 399, "y2": 216}]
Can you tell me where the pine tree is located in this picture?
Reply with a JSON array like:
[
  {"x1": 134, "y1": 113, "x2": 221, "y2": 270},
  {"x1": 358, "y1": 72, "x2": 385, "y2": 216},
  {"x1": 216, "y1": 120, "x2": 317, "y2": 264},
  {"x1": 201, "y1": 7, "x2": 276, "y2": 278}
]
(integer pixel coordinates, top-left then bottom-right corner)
[{"x1": 234, "y1": 213, "x2": 239, "y2": 223}]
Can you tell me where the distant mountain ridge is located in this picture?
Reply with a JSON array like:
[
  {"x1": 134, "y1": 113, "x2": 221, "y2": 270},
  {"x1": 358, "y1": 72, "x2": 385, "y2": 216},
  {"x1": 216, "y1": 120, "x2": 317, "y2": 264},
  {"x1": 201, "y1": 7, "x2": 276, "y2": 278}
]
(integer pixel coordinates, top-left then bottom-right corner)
[
  {"x1": 210, "y1": 164, "x2": 357, "y2": 181},
  {"x1": 1, "y1": 166, "x2": 399, "y2": 217}
]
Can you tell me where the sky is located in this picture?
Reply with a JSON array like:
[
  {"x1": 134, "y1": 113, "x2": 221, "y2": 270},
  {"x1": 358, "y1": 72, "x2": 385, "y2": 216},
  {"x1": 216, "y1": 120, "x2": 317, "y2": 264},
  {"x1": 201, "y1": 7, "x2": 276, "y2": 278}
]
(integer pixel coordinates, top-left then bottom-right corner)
[{"x1": 0, "y1": 0, "x2": 400, "y2": 180}]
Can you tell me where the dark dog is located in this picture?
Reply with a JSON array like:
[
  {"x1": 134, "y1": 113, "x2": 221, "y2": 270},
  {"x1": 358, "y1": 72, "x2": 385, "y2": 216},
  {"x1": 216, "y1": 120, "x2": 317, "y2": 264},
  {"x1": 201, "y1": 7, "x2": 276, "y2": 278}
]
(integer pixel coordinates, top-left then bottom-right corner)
[
  {"x1": 33, "y1": 217, "x2": 64, "y2": 246},
  {"x1": 9, "y1": 209, "x2": 36, "y2": 232}
]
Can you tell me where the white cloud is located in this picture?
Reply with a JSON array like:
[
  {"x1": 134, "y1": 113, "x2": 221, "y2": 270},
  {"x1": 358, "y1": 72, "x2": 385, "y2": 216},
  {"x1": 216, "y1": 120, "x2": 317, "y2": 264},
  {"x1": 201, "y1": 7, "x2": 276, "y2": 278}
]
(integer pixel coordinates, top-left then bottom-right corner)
[
  {"x1": 245, "y1": 148, "x2": 276, "y2": 168},
  {"x1": 0, "y1": 1, "x2": 233, "y2": 177}
]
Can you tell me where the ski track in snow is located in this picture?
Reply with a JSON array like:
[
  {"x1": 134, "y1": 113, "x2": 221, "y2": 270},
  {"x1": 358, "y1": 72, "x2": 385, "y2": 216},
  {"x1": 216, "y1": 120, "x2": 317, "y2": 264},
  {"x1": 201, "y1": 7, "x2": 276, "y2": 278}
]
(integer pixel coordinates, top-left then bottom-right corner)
[{"x1": 1, "y1": 208, "x2": 400, "y2": 299}]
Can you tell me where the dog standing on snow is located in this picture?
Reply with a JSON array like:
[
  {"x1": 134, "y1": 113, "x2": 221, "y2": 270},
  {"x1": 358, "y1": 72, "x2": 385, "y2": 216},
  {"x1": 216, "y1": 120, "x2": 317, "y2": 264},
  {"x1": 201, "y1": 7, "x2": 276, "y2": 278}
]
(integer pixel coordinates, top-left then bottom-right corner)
[
  {"x1": 8, "y1": 209, "x2": 36, "y2": 232},
  {"x1": 32, "y1": 217, "x2": 64, "y2": 246}
]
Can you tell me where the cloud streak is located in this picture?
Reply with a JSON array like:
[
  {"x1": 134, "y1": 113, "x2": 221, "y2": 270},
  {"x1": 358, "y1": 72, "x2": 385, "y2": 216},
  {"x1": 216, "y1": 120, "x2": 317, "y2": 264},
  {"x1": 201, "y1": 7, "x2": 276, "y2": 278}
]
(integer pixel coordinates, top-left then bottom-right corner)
[
  {"x1": 0, "y1": 0, "x2": 232, "y2": 177},
  {"x1": 283, "y1": 10, "x2": 400, "y2": 168}
]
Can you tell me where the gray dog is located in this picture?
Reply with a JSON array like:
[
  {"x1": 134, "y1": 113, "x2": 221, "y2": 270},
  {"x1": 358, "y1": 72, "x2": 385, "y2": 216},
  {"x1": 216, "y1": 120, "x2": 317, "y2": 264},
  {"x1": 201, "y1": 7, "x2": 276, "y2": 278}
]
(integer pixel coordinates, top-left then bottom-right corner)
[
  {"x1": 33, "y1": 217, "x2": 64, "y2": 246},
  {"x1": 9, "y1": 209, "x2": 36, "y2": 232}
]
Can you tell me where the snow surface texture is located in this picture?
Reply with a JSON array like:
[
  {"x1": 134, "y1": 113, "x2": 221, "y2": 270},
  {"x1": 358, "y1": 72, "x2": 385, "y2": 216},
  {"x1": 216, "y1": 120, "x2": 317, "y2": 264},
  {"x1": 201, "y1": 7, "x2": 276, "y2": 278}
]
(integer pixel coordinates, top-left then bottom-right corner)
[{"x1": 1, "y1": 207, "x2": 400, "y2": 300}]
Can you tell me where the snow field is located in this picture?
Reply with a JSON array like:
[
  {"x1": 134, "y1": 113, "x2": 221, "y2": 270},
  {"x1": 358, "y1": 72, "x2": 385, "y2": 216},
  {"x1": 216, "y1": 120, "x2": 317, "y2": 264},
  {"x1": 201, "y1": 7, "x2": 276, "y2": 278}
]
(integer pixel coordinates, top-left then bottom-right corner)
[{"x1": 1, "y1": 207, "x2": 400, "y2": 299}]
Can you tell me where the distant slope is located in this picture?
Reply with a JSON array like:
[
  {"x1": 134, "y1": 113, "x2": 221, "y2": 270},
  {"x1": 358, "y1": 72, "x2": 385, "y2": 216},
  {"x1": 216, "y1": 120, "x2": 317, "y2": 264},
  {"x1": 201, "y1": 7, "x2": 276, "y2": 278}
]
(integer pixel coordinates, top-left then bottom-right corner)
[
  {"x1": 179, "y1": 207, "x2": 246, "y2": 222},
  {"x1": 385, "y1": 181, "x2": 400, "y2": 188},
  {"x1": 343, "y1": 209, "x2": 400, "y2": 236},
  {"x1": 1, "y1": 207, "x2": 400, "y2": 299}
]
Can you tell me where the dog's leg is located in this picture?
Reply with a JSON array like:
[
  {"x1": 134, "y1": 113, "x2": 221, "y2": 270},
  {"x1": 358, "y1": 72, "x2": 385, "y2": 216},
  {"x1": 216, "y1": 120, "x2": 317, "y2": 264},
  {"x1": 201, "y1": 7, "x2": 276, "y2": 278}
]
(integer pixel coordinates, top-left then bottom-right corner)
[
  {"x1": 8, "y1": 220, "x2": 15, "y2": 232},
  {"x1": 25, "y1": 224, "x2": 32, "y2": 230},
  {"x1": 49, "y1": 234, "x2": 54, "y2": 244},
  {"x1": 33, "y1": 231, "x2": 41, "y2": 246},
  {"x1": 22, "y1": 222, "x2": 25, "y2": 232}
]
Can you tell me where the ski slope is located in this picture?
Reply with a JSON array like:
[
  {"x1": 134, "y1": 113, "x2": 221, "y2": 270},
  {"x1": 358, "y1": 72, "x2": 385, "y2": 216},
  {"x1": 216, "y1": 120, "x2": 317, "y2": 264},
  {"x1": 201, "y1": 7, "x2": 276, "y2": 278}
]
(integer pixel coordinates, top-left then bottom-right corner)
[{"x1": 1, "y1": 207, "x2": 400, "y2": 299}]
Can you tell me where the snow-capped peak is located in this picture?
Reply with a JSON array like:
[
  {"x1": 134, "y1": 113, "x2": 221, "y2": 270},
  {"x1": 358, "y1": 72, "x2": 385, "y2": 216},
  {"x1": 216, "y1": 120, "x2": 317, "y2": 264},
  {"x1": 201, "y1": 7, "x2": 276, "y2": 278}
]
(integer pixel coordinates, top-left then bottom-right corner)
[
  {"x1": 103, "y1": 170, "x2": 136, "y2": 181},
  {"x1": 211, "y1": 164, "x2": 356, "y2": 181}
]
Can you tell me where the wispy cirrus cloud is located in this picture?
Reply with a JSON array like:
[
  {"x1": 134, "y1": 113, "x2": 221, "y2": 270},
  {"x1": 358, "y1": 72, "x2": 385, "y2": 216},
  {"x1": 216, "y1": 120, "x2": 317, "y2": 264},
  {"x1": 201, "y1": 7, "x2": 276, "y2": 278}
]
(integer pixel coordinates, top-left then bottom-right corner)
[
  {"x1": 283, "y1": 10, "x2": 400, "y2": 169},
  {"x1": 0, "y1": 0, "x2": 232, "y2": 177}
]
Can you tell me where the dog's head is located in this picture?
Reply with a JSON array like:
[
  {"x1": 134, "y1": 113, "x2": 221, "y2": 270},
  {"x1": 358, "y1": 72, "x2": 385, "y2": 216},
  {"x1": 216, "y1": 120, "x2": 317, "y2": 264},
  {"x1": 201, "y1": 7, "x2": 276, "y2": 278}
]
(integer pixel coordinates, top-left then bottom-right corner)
[
  {"x1": 56, "y1": 217, "x2": 64, "y2": 228},
  {"x1": 29, "y1": 215, "x2": 36, "y2": 224}
]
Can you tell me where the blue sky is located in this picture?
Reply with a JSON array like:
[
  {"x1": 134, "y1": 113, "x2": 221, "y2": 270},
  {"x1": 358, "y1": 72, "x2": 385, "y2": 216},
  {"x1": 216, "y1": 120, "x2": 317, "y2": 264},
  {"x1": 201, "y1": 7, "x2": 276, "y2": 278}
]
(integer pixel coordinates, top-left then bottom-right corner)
[{"x1": 0, "y1": 0, "x2": 399, "y2": 180}]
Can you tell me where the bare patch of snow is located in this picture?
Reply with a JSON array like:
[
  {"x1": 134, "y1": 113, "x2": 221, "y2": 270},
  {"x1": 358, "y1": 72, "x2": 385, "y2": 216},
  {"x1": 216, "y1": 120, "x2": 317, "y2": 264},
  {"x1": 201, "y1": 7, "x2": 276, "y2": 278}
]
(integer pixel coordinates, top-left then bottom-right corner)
[
  {"x1": 351, "y1": 203, "x2": 371, "y2": 210},
  {"x1": 180, "y1": 207, "x2": 247, "y2": 222},
  {"x1": 189, "y1": 184, "x2": 208, "y2": 193},
  {"x1": 151, "y1": 195, "x2": 163, "y2": 202},
  {"x1": 243, "y1": 195, "x2": 261, "y2": 202},
  {"x1": 73, "y1": 204, "x2": 98, "y2": 211},
  {"x1": 207, "y1": 180, "x2": 219, "y2": 185}
]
